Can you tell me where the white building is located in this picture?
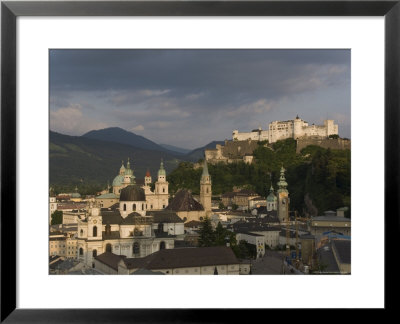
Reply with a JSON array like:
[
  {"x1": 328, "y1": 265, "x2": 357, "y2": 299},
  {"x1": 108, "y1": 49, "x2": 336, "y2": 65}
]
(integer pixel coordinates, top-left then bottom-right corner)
[
  {"x1": 76, "y1": 185, "x2": 184, "y2": 267},
  {"x1": 112, "y1": 159, "x2": 170, "y2": 211},
  {"x1": 232, "y1": 116, "x2": 338, "y2": 143}
]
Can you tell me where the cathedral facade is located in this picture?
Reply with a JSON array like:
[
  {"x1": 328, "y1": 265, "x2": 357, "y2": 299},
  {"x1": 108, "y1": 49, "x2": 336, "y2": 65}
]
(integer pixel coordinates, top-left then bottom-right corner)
[
  {"x1": 77, "y1": 185, "x2": 184, "y2": 267},
  {"x1": 112, "y1": 159, "x2": 170, "y2": 211}
]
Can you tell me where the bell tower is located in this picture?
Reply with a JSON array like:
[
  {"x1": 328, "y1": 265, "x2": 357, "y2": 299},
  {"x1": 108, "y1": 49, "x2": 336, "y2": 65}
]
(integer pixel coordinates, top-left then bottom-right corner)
[
  {"x1": 277, "y1": 166, "x2": 289, "y2": 223},
  {"x1": 200, "y1": 160, "x2": 212, "y2": 214},
  {"x1": 155, "y1": 159, "x2": 169, "y2": 209}
]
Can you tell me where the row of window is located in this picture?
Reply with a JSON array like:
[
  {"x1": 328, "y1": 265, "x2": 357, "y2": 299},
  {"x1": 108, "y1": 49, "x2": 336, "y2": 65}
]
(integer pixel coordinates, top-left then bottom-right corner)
[{"x1": 78, "y1": 241, "x2": 167, "y2": 257}]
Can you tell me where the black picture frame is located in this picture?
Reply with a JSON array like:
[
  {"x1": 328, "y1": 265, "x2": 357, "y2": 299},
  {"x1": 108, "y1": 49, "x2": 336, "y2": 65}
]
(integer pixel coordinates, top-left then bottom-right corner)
[{"x1": 1, "y1": 0, "x2": 397, "y2": 321}]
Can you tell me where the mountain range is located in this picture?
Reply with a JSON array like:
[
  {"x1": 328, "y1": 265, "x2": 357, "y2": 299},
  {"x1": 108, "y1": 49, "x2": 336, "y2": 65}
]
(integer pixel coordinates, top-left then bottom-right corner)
[{"x1": 50, "y1": 127, "x2": 223, "y2": 188}]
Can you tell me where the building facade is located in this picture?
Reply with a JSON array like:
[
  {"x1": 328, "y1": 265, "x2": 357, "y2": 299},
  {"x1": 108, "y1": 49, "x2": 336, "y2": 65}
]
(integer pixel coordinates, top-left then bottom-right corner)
[
  {"x1": 232, "y1": 116, "x2": 339, "y2": 143},
  {"x1": 76, "y1": 185, "x2": 183, "y2": 267}
]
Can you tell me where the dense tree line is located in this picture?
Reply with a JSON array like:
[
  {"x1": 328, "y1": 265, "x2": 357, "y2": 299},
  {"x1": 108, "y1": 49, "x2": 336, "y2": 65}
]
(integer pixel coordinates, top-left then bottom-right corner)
[
  {"x1": 198, "y1": 218, "x2": 257, "y2": 259},
  {"x1": 167, "y1": 139, "x2": 351, "y2": 217}
]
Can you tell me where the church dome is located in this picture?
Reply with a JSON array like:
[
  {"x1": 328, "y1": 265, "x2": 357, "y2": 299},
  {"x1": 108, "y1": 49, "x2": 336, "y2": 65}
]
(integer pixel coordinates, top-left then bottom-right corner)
[
  {"x1": 120, "y1": 185, "x2": 146, "y2": 201},
  {"x1": 112, "y1": 174, "x2": 124, "y2": 187},
  {"x1": 267, "y1": 192, "x2": 276, "y2": 202}
]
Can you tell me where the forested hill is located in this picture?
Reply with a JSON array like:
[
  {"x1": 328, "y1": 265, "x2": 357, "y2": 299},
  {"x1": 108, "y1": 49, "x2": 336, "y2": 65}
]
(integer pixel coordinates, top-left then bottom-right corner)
[
  {"x1": 50, "y1": 131, "x2": 181, "y2": 193},
  {"x1": 167, "y1": 138, "x2": 351, "y2": 218}
]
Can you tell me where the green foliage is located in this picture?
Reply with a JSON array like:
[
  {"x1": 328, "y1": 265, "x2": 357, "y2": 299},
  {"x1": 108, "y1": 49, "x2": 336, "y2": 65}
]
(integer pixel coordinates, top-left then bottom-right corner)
[
  {"x1": 218, "y1": 202, "x2": 225, "y2": 209},
  {"x1": 167, "y1": 138, "x2": 350, "y2": 217},
  {"x1": 328, "y1": 134, "x2": 339, "y2": 139},
  {"x1": 198, "y1": 217, "x2": 215, "y2": 247},
  {"x1": 198, "y1": 220, "x2": 238, "y2": 253},
  {"x1": 234, "y1": 240, "x2": 257, "y2": 259},
  {"x1": 51, "y1": 210, "x2": 63, "y2": 225},
  {"x1": 231, "y1": 204, "x2": 239, "y2": 211}
]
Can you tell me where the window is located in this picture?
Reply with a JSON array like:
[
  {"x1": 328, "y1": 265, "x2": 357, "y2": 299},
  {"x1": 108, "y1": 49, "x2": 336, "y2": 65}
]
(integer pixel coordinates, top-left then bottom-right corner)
[
  {"x1": 80, "y1": 229, "x2": 83, "y2": 236},
  {"x1": 93, "y1": 226, "x2": 97, "y2": 237},
  {"x1": 133, "y1": 242, "x2": 140, "y2": 255},
  {"x1": 133, "y1": 204, "x2": 136, "y2": 211},
  {"x1": 160, "y1": 241, "x2": 166, "y2": 250},
  {"x1": 106, "y1": 243, "x2": 112, "y2": 253},
  {"x1": 79, "y1": 248, "x2": 83, "y2": 256},
  {"x1": 123, "y1": 203, "x2": 126, "y2": 211},
  {"x1": 93, "y1": 250, "x2": 97, "y2": 257},
  {"x1": 163, "y1": 188, "x2": 165, "y2": 193},
  {"x1": 142, "y1": 204, "x2": 144, "y2": 210}
]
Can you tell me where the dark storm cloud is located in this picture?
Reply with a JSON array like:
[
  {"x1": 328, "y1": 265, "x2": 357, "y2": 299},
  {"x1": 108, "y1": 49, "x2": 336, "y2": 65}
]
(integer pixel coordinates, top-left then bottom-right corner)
[{"x1": 49, "y1": 49, "x2": 350, "y2": 148}]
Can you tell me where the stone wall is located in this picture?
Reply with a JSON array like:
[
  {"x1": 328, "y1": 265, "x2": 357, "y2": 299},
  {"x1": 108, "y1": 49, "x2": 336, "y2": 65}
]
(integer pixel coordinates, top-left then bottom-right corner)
[
  {"x1": 205, "y1": 140, "x2": 259, "y2": 164},
  {"x1": 296, "y1": 137, "x2": 351, "y2": 153}
]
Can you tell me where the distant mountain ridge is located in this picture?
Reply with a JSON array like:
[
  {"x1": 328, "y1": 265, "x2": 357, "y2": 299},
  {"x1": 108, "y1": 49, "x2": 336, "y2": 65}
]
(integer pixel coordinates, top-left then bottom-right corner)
[
  {"x1": 83, "y1": 127, "x2": 177, "y2": 155},
  {"x1": 50, "y1": 131, "x2": 181, "y2": 187},
  {"x1": 49, "y1": 128, "x2": 223, "y2": 188},
  {"x1": 159, "y1": 144, "x2": 191, "y2": 155}
]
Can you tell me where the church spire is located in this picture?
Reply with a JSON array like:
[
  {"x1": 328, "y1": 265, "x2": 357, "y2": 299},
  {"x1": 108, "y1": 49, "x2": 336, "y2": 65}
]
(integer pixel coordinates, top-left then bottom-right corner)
[
  {"x1": 158, "y1": 159, "x2": 166, "y2": 179},
  {"x1": 277, "y1": 166, "x2": 288, "y2": 193},
  {"x1": 202, "y1": 159, "x2": 209, "y2": 178}
]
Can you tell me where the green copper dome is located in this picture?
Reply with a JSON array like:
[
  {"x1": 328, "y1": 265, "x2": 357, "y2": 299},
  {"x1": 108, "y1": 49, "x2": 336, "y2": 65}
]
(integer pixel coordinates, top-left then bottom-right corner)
[
  {"x1": 266, "y1": 184, "x2": 276, "y2": 202},
  {"x1": 158, "y1": 159, "x2": 166, "y2": 177},
  {"x1": 112, "y1": 174, "x2": 124, "y2": 187}
]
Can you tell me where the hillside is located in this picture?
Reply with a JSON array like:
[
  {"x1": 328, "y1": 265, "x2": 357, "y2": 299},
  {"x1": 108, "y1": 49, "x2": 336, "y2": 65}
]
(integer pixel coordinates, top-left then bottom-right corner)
[
  {"x1": 82, "y1": 127, "x2": 178, "y2": 155},
  {"x1": 167, "y1": 139, "x2": 351, "y2": 217},
  {"x1": 159, "y1": 144, "x2": 191, "y2": 155},
  {"x1": 50, "y1": 131, "x2": 182, "y2": 191}
]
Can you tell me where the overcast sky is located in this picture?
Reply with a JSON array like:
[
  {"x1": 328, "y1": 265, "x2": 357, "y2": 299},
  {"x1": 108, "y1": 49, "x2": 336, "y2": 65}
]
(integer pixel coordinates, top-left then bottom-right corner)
[{"x1": 50, "y1": 49, "x2": 350, "y2": 149}]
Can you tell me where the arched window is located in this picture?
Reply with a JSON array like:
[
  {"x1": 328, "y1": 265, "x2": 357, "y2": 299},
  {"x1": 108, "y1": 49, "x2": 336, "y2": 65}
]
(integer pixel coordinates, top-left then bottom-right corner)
[
  {"x1": 93, "y1": 226, "x2": 97, "y2": 237},
  {"x1": 158, "y1": 223, "x2": 164, "y2": 233},
  {"x1": 123, "y1": 204, "x2": 126, "y2": 211},
  {"x1": 79, "y1": 248, "x2": 83, "y2": 256},
  {"x1": 106, "y1": 243, "x2": 112, "y2": 253},
  {"x1": 163, "y1": 188, "x2": 165, "y2": 193},
  {"x1": 160, "y1": 241, "x2": 166, "y2": 250},
  {"x1": 133, "y1": 242, "x2": 140, "y2": 255},
  {"x1": 132, "y1": 204, "x2": 136, "y2": 211},
  {"x1": 142, "y1": 204, "x2": 144, "y2": 210},
  {"x1": 80, "y1": 229, "x2": 83, "y2": 237},
  {"x1": 93, "y1": 249, "x2": 97, "y2": 257}
]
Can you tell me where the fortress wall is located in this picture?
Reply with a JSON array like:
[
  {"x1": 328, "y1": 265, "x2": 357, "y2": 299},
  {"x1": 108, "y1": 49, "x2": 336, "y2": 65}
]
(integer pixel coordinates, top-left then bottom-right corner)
[{"x1": 296, "y1": 137, "x2": 351, "y2": 153}]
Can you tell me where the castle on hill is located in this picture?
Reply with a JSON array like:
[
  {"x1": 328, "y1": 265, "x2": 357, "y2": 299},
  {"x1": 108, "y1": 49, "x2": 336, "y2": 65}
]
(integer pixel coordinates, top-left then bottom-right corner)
[
  {"x1": 205, "y1": 116, "x2": 347, "y2": 165},
  {"x1": 232, "y1": 115, "x2": 338, "y2": 143}
]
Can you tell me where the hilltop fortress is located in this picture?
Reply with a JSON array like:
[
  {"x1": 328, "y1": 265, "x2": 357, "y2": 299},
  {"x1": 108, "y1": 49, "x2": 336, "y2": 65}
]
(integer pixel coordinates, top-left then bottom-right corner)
[
  {"x1": 205, "y1": 116, "x2": 349, "y2": 164},
  {"x1": 232, "y1": 115, "x2": 338, "y2": 143}
]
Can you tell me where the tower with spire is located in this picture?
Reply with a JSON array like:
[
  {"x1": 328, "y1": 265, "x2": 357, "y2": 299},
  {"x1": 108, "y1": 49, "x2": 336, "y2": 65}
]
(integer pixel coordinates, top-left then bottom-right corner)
[
  {"x1": 154, "y1": 159, "x2": 169, "y2": 209},
  {"x1": 266, "y1": 184, "x2": 277, "y2": 211},
  {"x1": 144, "y1": 169, "x2": 152, "y2": 186},
  {"x1": 199, "y1": 159, "x2": 212, "y2": 214},
  {"x1": 277, "y1": 166, "x2": 289, "y2": 223}
]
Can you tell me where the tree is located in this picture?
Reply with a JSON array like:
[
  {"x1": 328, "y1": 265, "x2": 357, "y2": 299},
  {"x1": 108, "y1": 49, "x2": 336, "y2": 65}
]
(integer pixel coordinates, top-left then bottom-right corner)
[
  {"x1": 214, "y1": 222, "x2": 226, "y2": 246},
  {"x1": 51, "y1": 210, "x2": 63, "y2": 225},
  {"x1": 198, "y1": 217, "x2": 215, "y2": 247},
  {"x1": 231, "y1": 203, "x2": 239, "y2": 211},
  {"x1": 218, "y1": 202, "x2": 225, "y2": 209}
]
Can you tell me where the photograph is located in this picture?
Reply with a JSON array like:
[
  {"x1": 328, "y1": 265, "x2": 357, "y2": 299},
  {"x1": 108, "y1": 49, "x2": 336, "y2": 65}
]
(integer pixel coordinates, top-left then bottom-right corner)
[{"x1": 48, "y1": 49, "x2": 351, "y2": 276}]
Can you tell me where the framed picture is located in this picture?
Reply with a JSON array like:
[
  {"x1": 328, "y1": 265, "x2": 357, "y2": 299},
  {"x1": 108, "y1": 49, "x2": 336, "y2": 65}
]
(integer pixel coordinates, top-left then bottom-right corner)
[{"x1": 1, "y1": 0, "x2": 397, "y2": 321}]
